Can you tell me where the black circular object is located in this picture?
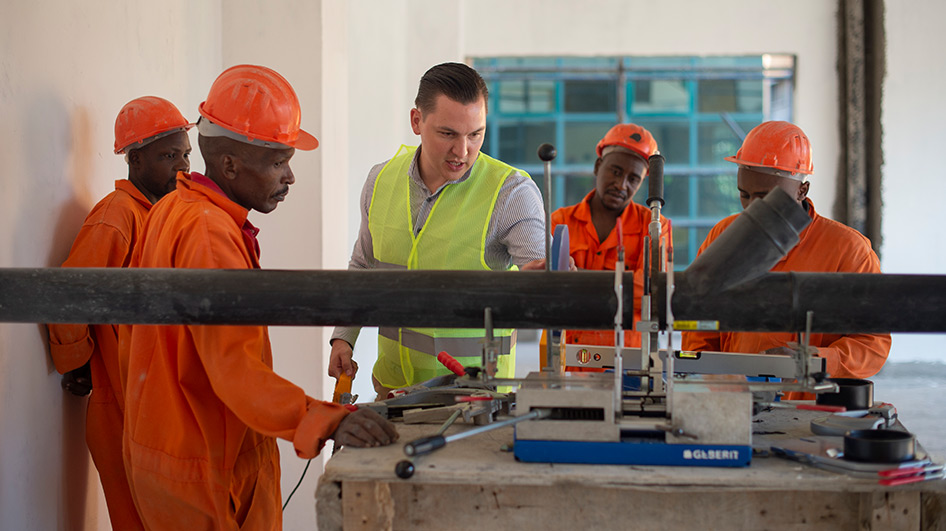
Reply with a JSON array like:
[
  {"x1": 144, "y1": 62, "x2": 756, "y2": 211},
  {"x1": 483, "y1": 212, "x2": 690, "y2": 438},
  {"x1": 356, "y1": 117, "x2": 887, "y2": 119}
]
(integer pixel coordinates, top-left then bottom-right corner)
[
  {"x1": 537, "y1": 143, "x2": 557, "y2": 162},
  {"x1": 843, "y1": 430, "x2": 915, "y2": 463},
  {"x1": 816, "y1": 378, "x2": 873, "y2": 410},
  {"x1": 394, "y1": 460, "x2": 415, "y2": 479}
]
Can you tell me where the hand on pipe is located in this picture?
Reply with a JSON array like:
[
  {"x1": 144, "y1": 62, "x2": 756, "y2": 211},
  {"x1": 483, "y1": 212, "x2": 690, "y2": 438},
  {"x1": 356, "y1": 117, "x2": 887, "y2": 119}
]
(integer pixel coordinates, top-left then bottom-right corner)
[
  {"x1": 332, "y1": 407, "x2": 399, "y2": 448},
  {"x1": 521, "y1": 257, "x2": 576, "y2": 271},
  {"x1": 328, "y1": 339, "x2": 358, "y2": 378}
]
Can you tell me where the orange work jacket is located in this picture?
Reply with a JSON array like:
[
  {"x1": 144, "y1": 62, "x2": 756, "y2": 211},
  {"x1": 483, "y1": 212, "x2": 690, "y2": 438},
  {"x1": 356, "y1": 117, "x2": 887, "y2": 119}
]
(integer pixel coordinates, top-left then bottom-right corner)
[
  {"x1": 122, "y1": 173, "x2": 350, "y2": 529},
  {"x1": 47, "y1": 179, "x2": 149, "y2": 530},
  {"x1": 682, "y1": 199, "x2": 891, "y2": 398},
  {"x1": 551, "y1": 191, "x2": 671, "y2": 348}
]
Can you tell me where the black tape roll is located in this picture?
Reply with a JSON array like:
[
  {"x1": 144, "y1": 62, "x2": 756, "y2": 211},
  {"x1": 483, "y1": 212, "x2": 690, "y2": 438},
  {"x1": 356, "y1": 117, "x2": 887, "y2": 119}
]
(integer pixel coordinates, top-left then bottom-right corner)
[{"x1": 815, "y1": 377, "x2": 873, "y2": 410}]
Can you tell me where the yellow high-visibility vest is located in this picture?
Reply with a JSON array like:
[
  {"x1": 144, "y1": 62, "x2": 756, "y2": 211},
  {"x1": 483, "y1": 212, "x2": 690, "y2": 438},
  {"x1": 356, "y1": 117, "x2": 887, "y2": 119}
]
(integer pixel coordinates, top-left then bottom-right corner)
[{"x1": 368, "y1": 145, "x2": 522, "y2": 388}]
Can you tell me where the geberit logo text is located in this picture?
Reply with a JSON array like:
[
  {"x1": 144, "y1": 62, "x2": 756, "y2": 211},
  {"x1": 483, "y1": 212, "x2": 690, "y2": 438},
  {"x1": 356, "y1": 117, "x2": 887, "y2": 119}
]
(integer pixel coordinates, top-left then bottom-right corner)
[{"x1": 682, "y1": 449, "x2": 739, "y2": 460}]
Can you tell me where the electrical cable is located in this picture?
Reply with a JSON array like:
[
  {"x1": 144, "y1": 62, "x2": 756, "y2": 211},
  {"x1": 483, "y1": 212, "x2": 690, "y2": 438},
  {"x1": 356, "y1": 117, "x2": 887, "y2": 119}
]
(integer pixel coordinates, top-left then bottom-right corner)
[{"x1": 282, "y1": 458, "x2": 312, "y2": 511}]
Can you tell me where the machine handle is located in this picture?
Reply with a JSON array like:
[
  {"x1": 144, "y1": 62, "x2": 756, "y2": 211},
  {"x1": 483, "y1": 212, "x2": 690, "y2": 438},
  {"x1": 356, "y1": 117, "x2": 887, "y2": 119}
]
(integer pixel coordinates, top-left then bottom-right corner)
[
  {"x1": 404, "y1": 435, "x2": 447, "y2": 457},
  {"x1": 437, "y1": 351, "x2": 466, "y2": 377},
  {"x1": 647, "y1": 152, "x2": 665, "y2": 208}
]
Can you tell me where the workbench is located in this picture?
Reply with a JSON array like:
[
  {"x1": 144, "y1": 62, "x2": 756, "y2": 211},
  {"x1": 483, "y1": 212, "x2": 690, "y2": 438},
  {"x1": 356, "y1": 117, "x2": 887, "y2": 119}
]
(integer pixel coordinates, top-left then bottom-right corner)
[{"x1": 315, "y1": 408, "x2": 946, "y2": 530}]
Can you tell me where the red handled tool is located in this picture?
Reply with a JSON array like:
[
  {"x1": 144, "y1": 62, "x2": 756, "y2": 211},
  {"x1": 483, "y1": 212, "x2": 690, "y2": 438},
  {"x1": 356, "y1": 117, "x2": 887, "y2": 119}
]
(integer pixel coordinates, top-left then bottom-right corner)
[
  {"x1": 759, "y1": 402, "x2": 847, "y2": 413},
  {"x1": 437, "y1": 351, "x2": 466, "y2": 377}
]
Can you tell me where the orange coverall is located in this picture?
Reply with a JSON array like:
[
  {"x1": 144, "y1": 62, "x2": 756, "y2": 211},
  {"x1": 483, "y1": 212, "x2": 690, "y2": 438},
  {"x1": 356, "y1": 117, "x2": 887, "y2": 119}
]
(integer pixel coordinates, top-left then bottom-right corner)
[
  {"x1": 47, "y1": 179, "x2": 148, "y2": 530},
  {"x1": 682, "y1": 199, "x2": 891, "y2": 398},
  {"x1": 122, "y1": 173, "x2": 350, "y2": 529},
  {"x1": 551, "y1": 191, "x2": 671, "y2": 348}
]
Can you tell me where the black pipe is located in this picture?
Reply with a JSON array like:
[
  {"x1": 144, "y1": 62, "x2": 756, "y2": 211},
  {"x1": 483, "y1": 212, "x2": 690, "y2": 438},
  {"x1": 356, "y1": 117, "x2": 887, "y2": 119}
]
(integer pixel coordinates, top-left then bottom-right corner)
[
  {"x1": 669, "y1": 271, "x2": 946, "y2": 333},
  {"x1": 0, "y1": 268, "x2": 633, "y2": 329}
]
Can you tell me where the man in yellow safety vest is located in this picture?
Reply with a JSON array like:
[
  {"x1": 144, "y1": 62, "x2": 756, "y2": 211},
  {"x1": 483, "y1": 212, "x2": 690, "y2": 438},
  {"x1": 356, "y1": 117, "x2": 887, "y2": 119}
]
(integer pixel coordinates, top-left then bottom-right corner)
[{"x1": 329, "y1": 62, "x2": 549, "y2": 398}]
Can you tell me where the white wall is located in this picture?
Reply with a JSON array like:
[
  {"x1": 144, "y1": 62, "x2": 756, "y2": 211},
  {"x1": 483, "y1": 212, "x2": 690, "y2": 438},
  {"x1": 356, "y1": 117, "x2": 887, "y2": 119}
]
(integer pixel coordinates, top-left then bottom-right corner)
[{"x1": 882, "y1": 0, "x2": 946, "y2": 363}]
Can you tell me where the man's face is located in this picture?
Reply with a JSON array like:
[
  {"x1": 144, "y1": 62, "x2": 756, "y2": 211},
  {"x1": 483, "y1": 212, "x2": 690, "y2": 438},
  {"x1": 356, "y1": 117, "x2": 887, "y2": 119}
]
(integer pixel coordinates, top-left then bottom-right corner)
[
  {"x1": 132, "y1": 131, "x2": 191, "y2": 203},
  {"x1": 228, "y1": 145, "x2": 296, "y2": 214},
  {"x1": 593, "y1": 151, "x2": 648, "y2": 213},
  {"x1": 737, "y1": 166, "x2": 808, "y2": 209},
  {"x1": 410, "y1": 93, "x2": 486, "y2": 188}
]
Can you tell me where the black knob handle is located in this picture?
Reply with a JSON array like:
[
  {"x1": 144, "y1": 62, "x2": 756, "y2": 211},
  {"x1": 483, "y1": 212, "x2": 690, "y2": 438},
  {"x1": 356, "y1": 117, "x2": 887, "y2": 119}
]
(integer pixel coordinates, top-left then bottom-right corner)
[
  {"x1": 537, "y1": 143, "x2": 557, "y2": 162},
  {"x1": 647, "y1": 152, "x2": 665, "y2": 208},
  {"x1": 404, "y1": 435, "x2": 446, "y2": 457},
  {"x1": 394, "y1": 460, "x2": 415, "y2": 479}
]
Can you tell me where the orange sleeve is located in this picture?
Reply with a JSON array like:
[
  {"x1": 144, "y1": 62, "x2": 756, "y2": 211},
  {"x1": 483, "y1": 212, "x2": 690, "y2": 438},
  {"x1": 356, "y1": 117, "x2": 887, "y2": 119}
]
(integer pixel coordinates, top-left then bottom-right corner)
[
  {"x1": 47, "y1": 221, "x2": 130, "y2": 373},
  {"x1": 817, "y1": 333, "x2": 891, "y2": 379},
  {"x1": 682, "y1": 331, "x2": 721, "y2": 352},
  {"x1": 815, "y1": 234, "x2": 891, "y2": 378},
  {"x1": 182, "y1": 215, "x2": 349, "y2": 458}
]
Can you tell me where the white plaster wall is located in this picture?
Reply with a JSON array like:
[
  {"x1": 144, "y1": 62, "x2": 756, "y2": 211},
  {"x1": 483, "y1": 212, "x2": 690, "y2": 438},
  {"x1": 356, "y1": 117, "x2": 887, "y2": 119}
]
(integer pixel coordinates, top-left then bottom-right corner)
[{"x1": 882, "y1": 0, "x2": 946, "y2": 363}]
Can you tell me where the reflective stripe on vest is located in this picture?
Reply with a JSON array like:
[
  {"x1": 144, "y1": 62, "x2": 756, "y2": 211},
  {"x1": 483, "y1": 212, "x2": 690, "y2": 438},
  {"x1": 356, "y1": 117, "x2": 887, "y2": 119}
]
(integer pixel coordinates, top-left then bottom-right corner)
[
  {"x1": 378, "y1": 327, "x2": 512, "y2": 358},
  {"x1": 368, "y1": 145, "x2": 524, "y2": 388}
]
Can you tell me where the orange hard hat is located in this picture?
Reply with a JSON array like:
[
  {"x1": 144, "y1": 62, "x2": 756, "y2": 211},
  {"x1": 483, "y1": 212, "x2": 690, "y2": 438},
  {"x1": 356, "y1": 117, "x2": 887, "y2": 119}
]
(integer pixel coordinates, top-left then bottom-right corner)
[
  {"x1": 725, "y1": 121, "x2": 813, "y2": 176},
  {"x1": 114, "y1": 96, "x2": 193, "y2": 154},
  {"x1": 595, "y1": 123, "x2": 658, "y2": 161},
  {"x1": 198, "y1": 64, "x2": 318, "y2": 151}
]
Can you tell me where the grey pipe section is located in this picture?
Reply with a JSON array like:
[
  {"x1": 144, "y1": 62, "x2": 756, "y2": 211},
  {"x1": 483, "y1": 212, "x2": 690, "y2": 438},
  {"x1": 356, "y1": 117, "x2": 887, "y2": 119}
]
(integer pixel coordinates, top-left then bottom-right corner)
[{"x1": 679, "y1": 187, "x2": 811, "y2": 297}]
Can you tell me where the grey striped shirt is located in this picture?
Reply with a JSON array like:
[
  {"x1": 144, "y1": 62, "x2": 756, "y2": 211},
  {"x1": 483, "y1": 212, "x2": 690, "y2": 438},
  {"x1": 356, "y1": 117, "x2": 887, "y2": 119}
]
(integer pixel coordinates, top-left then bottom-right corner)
[{"x1": 331, "y1": 147, "x2": 546, "y2": 347}]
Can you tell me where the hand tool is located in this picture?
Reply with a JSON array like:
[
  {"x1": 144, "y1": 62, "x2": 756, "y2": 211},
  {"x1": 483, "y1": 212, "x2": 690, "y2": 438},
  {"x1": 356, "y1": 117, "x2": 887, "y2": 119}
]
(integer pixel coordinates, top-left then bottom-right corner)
[{"x1": 403, "y1": 409, "x2": 550, "y2": 458}]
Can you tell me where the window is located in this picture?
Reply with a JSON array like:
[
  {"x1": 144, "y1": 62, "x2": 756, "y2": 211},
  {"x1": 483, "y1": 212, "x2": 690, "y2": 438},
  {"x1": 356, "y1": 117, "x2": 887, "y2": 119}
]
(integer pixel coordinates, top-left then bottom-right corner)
[{"x1": 473, "y1": 55, "x2": 795, "y2": 268}]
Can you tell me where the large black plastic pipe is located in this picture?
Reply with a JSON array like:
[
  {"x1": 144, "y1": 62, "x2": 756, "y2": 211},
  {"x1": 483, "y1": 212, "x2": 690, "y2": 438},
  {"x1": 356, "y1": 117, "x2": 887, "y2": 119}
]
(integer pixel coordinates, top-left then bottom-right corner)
[
  {"x1": 668, "y1": 271, "x2": 946, "y2": 333},
  {"x1": 0, "y1": 268, "x2": 633, "y2": 329}
]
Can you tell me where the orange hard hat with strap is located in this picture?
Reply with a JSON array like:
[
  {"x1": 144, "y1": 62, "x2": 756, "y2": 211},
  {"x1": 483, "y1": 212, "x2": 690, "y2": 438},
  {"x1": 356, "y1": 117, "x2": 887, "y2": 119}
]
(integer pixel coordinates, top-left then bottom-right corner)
[
  {"x1": 114, "y1": 96, "x2": 193, "y2": 154},
  {"x1": 198, "y1": 64, "x2": 318, "y2": 151},
  {"x1": 595, "y1": 123, "x2": 658, "y2": 161},
  {"x1": 725, "y1": 121, "x2": 813, "y2": 177}
]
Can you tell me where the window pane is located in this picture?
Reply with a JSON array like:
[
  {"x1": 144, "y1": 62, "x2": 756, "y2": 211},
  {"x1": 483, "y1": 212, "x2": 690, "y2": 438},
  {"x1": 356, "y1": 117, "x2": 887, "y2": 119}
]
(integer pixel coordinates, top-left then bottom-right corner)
[
  {"x1": 564, "y1": 80, "x2": 616, "y2": 113},
  {"x1": 632, "y1": 80, "x2": 689, "y2": 114},
  {"x1": 662, "y1": 174, "x2": 691, "y2": 218},
  {"x1": 697, "y1": 121, "x2": 757, "y2": 165},
  {"x1": 696, "y1": 174, "x2": 742, "y2": 217},
  {"x1": 497, "y1": 122, "x2": 556, "y2": 166},
  {"x1": 563, "y1": 174, "x2": 594, "y2": 207},
  {"x1": 634, "y1": 120, "x2": 690, "y2": 165},
  {"x1": 563, "y1": 121, "x2": 613, "y2": 165},
  {"x1": 672, "y1": 226, "x2": 691, "y2": 265},
  {"x1": 695, "y1": 226, "x2": 713, "y2": 250},
  {"x1": 698, "y1": 79, "x2": 763, "y2": 113},
  {"x1": 498, "y1": 80, "x2": 556, "y2": 114}
]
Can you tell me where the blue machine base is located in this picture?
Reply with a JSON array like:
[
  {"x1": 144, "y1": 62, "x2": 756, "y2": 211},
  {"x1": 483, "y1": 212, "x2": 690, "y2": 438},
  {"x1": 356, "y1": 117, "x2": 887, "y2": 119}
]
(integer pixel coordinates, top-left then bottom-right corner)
[{"x1": 513, "y1": 437, "x2": 752, "y2": 467}]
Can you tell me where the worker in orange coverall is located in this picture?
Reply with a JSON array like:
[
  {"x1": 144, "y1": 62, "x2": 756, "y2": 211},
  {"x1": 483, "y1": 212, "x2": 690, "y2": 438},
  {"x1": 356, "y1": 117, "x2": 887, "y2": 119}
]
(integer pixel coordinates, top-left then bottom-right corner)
[
  {"x1": 682, "y1": 121, "x2": 891, "y2": 398},
  {"x1": 121, "y1": 65, "x2": 398, "y2": 529},
  {"x1": 46, "y1": 96, "x2": 193, "y2": 530},
  {"x1": 550, "y1": 123, "x2": 671, "y2": 352}
]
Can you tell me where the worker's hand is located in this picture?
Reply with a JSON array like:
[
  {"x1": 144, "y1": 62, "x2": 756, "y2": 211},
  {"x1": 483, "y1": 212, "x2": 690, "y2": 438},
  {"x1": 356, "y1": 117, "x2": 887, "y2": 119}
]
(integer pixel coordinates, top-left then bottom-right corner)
[
  {"x1": 521, "y1": 257, "x2": 577, "y2": 271},
  {"x1": 332, "y1": 408, "x2": 399, "y2": 448},
  {"x1": 61, "y1": 362, "x2": 92, "y2": 396},
  {"x1": 329, "y1": 339, "x2": 358, "y2": 379}
]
